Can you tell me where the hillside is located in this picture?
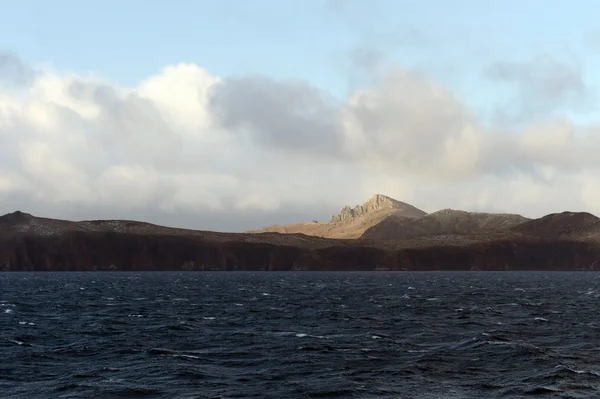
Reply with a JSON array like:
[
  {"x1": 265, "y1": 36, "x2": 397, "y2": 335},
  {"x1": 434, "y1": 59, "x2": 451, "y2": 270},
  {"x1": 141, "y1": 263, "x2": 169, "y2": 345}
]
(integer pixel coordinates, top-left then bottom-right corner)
[
  {"x1": 512, "y1": 211, "x2": 600, "y2": 239},
  {"x1": 251, "y1": 194, "x2": 533, "y2": 241},
  {"x1": 2, "y1": 208, "x2": 600, "y2": 271},
  {"x1": 0, "y1": 211, "x2": 340, "y2": 249},
  {"x1": 361, "y1": 209, "x2": 530, "y2": 240},
  {"x1": 248, "y1": 194, "x2": 426, "y2": 239},
  {"x1": 248, "y1": 194, "x2": 427, "y2": 239}
]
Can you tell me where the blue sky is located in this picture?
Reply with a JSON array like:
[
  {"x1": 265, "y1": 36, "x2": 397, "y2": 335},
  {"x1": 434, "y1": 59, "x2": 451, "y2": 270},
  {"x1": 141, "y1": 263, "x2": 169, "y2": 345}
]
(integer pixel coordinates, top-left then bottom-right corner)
[
  {"x1": 3, "y1": 0, "x2": 600, "y2": 228},
  {"x1": 3, "y1": 0, "x2": 599, "y2": 102}
]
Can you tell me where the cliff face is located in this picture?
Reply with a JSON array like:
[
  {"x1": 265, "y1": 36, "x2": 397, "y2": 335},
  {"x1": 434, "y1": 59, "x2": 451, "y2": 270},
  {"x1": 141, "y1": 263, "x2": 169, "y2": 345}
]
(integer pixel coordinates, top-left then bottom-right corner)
[
  {"x1": 1, "y1": 231, "x2": 599, "y2": 272},
  {"x1": 1, "y1": 210, "x2": 600, "y2": 272}
]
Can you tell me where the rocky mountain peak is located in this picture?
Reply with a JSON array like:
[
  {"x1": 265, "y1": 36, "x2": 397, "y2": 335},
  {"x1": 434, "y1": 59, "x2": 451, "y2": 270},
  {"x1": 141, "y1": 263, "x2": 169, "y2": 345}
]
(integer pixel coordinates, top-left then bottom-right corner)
[
  {"x1": 364, "y1": 194, "x2": 404, "y2": 210},
  {"x1": 330, "y1": 194, "x2": 425, "y2": 223}
]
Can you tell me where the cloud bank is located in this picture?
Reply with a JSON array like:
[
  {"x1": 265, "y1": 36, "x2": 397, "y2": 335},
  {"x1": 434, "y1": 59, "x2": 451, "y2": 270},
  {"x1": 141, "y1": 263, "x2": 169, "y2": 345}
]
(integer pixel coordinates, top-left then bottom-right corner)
[{"x1": 0, "y1": 51, "x2": 599, "y2": 231}]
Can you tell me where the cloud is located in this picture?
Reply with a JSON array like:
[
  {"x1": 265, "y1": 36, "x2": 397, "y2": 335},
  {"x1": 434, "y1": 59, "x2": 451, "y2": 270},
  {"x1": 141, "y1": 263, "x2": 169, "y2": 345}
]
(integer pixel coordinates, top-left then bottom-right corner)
[
  {"x1": 0, "y1": 51, "x2": 36, "y2": 88},
  {"x1": 340, "y1": 68, "x2": 486, "y2": 179},
  {"x1": 486, "y1": 55, "x2": 594, "y2": 125},
  {"x1": 208, "y1": 76, "x2": 345, "y2": 158},
  {"x1": 346, "y1": 29, "x2": 431, "y2": 82},
  {"x1": 1, "y1": 52, "x2": 600, "y2": 231}
]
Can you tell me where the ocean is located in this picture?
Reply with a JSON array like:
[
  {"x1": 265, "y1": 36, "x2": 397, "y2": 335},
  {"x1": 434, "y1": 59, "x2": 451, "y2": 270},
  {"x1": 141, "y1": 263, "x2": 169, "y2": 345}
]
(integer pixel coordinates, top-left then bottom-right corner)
[{"x1": 1, "y1": 271, "x2": 600, "y2": 398}]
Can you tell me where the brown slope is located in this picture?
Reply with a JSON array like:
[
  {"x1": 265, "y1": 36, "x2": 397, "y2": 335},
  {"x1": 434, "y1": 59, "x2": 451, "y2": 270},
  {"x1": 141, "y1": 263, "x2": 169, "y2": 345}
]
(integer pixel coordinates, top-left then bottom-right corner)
[
  {"x1": 248, "y1": 194, "x2": 427, "y2": 239},
  {"x1": 361, "y1": 209, "x2": 530, "y2": 240}
]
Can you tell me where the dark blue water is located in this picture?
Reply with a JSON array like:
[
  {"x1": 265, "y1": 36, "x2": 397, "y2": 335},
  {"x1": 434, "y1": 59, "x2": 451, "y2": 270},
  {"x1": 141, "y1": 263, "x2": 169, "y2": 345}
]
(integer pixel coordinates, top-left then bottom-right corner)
[{"x1": 2, "y1": 272, "x2": 600, "y2": 398}]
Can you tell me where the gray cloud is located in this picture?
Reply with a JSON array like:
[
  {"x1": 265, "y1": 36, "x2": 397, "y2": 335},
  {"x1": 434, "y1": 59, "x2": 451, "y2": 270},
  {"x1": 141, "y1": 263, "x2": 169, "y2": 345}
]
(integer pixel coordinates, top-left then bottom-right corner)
[
  {"x1": 64, "y1": 79, "x2": 190, "y2": 174},
  {"x1": 208, "y1": 76, "x2": 345, "y2": 157},
  {"x1": 0, "y1": 51, "x2": 35, "y2": 87},
  {"x1": 486, "y1": 55, "x2": 594, "y2": 125}
]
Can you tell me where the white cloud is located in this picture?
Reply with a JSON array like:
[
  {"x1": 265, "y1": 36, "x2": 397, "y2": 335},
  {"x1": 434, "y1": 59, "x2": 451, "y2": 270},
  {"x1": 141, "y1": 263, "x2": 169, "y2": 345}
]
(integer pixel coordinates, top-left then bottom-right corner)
[
  {"x1": 136, "y1": 63, "x2": 219, "y2": 132},
  {"x1": 340, "y1": 69, "x2": 486, "y2": 179},
  {"x1": 1, "y1": 52, "x2": 600, "y2": 231}
]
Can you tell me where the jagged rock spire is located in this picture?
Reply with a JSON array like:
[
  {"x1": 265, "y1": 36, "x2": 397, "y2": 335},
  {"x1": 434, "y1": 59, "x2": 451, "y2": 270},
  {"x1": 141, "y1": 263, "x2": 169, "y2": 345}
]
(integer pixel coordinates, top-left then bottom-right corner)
[{"x1": 330, "y1": 194, "x2": 425, "y2": 222}]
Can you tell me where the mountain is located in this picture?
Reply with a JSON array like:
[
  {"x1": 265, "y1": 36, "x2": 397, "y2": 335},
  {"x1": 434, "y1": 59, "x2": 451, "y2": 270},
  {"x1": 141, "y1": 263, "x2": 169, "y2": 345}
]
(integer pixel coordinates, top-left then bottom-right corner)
[
  {"x1": 2, "y1": 205, "x2": 600, "y2": 272},
  {"x1": 329, "y1": 194, "x2": 427, "y2": 222},
  {"x1": 0, "y1": 210, "x2": 351, "y2": 272},
  {"x1": 361, "y1": 209, "x2": 530, "y2": 240},
  {"x1": 251, "y1": 194, "x2": 532, "y2": 240},
  {"x1": 248, "y1": 194, "x2": 427, "y2": 239}
]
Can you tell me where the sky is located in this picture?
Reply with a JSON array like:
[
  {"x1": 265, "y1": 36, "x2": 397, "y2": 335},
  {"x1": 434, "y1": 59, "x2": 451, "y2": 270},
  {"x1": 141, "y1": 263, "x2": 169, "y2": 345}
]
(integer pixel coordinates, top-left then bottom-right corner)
[{"x1": 2, "y1": 0, "x2": 600, "y2": 231}]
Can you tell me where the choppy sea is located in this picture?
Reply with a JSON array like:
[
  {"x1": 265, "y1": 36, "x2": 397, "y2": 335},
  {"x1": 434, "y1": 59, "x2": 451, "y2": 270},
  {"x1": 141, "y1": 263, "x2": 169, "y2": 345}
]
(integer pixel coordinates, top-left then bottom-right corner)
[{"x1": 2, "y1": 271, "x2": 600, "y2": 398}]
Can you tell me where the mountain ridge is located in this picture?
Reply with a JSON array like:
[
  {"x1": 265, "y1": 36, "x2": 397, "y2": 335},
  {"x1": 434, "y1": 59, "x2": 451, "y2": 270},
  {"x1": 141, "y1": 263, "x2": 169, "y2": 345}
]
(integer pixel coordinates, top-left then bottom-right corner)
[
  {"x1": 329, "y1": 194, "x2": 427, "y2": 222},
  {"x1": 251, "y1": 194, "x2": 538, "y2": 240},
  {"x1": 361, "y1": 208, "x2": 531, "y2": 240},
  {"x1": 1, "y1": 206, "x2": 600, "y2": 271},
  {"x1": 248, "y1": 194, "x2": 427, "y2": 239}
]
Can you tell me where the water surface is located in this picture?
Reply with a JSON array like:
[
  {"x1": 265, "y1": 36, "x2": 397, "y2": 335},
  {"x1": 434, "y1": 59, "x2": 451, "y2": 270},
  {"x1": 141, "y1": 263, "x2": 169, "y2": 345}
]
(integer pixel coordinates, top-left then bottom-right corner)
[{"x1": 2, "y1": 271, "x2": 600, "y2": 398}]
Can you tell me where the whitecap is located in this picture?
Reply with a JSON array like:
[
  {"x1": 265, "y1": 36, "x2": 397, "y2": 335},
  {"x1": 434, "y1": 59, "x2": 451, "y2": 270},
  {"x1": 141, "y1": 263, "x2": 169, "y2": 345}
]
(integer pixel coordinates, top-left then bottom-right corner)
[
  {"x1": 178, "y1": 354, "x2": 200, "y2": 359},
  {"x1": 203, "y1": 317, "x2": 216, "y2": 320},
  {"x1": 295, "y1": 333, "x2": 308, "y2": 338}
]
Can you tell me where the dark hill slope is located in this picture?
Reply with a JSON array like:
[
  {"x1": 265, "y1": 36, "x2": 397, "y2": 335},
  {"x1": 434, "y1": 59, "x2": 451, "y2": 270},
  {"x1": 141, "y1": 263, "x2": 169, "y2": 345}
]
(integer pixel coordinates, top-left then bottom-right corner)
[
  {"x1": 361, "y1": 209, "x2": 529, "y2": 240},
  {"x1": 1, "y1": 210, "x2": 600, "y2": 272}
]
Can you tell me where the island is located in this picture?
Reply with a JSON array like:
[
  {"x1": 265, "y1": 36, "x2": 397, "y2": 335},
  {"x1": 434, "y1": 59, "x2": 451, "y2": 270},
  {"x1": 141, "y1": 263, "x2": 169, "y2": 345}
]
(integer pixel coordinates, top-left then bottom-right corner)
[{"x1": 1, "y1": 194, "x2": 599, "y2": 271}]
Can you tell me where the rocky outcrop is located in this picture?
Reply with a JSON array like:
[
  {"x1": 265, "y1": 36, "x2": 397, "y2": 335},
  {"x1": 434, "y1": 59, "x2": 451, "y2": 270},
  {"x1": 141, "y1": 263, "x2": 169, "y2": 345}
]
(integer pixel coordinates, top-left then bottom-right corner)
[
  {"x1": 249, "y1": 194, "x2": 427, "y2": 239},
  {"x1": 330, "y1": 194, "x2": 426, "y2": 222},
  {"x1": 251, "y1": 194, "x2": 532, "y2": 240}
]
